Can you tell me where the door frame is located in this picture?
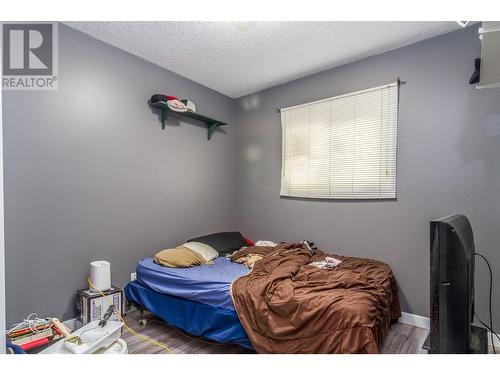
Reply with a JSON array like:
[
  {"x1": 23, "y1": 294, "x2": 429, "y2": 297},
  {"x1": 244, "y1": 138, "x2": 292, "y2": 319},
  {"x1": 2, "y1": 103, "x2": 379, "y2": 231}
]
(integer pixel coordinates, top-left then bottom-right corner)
[{"x1": 0, "y1": 25, "x2": 6, "y2": 354}]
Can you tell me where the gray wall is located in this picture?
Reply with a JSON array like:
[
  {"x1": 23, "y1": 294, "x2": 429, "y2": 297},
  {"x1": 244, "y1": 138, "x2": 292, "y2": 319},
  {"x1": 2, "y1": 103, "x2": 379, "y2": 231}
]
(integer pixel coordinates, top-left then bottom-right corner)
[
  {"x1": 3, "y1": 24, "x2": 500, "y2": 330},
  {"x1": 235, "y1": 26, "x2": 500, "y2": 328},
  {"x1": 2, "y1": 24, "x2": 237, "y2": 323}
]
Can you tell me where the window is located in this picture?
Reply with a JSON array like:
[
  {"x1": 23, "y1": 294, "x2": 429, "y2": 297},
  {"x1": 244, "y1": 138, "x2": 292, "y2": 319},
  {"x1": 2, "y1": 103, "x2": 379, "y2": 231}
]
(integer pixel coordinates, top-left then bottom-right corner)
[{"x1": 280, "y1": 82, "x2": 399, "y2": 199}]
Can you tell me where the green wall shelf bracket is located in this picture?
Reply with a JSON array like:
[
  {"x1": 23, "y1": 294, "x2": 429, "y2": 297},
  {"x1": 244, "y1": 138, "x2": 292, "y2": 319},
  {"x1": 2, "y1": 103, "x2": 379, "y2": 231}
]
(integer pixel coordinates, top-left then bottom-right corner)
[
  {"x1": 207, "y1": 122, "x2": 220, "y2": 140},
  {"x1": 160, "y1": 108, "x2": 168, "y2": 130},
  {"x1": 150, "y1": 101, "x2": 227, "y2": 140}
]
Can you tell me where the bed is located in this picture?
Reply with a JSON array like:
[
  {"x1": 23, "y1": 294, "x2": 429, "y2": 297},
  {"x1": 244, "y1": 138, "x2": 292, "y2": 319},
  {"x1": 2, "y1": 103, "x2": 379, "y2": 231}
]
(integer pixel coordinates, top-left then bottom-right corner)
[
  {"x1": 125, "y1": 242, "x2": 401, "y2": 353},
  {"x1": 125, "y1": 257, "x2": 254, "y2": 349}
]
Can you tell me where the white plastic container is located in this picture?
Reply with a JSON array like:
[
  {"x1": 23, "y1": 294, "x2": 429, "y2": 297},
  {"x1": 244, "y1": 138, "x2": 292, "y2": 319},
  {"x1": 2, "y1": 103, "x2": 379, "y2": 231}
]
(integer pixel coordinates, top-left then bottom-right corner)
[
  {"x1": 89, "y1": 261, "x2": 111, "y2": 292},
  {"x1": 94, "y1": 338, "x2": 128, "y2": 354},
  {"x1": 40, "y1": 321, "x2": 123, "y2": 354}
]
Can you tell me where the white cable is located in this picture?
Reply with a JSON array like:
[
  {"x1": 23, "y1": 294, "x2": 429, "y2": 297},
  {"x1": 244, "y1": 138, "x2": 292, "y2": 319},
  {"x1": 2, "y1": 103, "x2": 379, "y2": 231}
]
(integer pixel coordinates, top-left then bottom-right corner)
[
  {"x1": 456, "y1": 21, "x2": 470, "y2": 28},
  {"x1": 6, "y1": 313, "x2": 52, "y2": 335}
]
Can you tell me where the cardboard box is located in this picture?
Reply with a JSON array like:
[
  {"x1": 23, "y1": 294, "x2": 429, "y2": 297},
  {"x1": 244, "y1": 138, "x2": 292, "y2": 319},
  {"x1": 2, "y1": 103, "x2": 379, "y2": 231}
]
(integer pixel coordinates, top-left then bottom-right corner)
[{"x1": 76, "y1": 286, "x2": 123, "y2": 326}]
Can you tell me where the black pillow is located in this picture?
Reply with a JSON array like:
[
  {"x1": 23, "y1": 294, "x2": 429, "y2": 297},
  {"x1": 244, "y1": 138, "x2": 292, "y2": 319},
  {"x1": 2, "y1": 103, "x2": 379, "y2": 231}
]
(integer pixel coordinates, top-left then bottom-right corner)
[{"x1": 188, "y1": 232, "x2": 246, "y2": 256}]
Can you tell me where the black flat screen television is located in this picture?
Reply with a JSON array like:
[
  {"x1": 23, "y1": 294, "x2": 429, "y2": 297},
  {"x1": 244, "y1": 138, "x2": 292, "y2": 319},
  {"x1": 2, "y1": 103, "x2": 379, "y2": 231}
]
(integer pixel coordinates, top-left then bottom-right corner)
[{"x1": 429, "y1": 214, "x2": 476, "y2": 353}]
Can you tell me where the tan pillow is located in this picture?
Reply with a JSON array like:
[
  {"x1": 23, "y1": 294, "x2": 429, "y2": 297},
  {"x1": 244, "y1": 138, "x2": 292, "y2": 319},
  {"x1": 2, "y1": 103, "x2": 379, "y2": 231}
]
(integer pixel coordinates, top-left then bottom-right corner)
[{"x1": 153, "y1": 246, "x2": 208, "y2": 268}]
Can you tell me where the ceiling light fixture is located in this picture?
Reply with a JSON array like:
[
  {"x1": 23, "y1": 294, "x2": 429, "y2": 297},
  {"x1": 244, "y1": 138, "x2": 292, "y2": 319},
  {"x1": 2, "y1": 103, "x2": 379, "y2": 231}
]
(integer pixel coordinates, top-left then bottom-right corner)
[{"x1": 230, "y1": 22, "x2": 258, "y2": 33}]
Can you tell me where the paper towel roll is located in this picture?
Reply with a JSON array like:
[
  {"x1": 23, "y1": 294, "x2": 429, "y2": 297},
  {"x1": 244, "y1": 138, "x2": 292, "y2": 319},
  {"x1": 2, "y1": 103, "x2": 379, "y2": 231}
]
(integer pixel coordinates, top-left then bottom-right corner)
[{"x1": 89, "y1": 261, "x2": 111, "y2": 291}]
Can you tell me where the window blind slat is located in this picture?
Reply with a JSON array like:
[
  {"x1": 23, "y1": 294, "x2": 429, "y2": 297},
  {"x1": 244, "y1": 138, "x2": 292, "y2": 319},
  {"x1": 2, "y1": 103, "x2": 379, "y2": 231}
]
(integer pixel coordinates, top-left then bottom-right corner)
[{"x1": 280, "y1": 83, "x2": 398, "y2": 199}]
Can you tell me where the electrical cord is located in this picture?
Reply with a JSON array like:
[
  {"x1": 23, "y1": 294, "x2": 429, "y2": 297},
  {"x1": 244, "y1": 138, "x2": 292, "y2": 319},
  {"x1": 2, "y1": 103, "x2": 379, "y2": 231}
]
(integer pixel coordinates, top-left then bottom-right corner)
[
  {"x1": 6, "y1": 313, "x2": 52, "y2": 335},
  {"x1": 86, "y1": 277, "x2": 174, "y2": 354},
  {"x1": 474, "y1": 313, "x2": 500, "y2": 344},
  {"x1": 474, "y1": 252, "x2": 497, "y2": 354}
]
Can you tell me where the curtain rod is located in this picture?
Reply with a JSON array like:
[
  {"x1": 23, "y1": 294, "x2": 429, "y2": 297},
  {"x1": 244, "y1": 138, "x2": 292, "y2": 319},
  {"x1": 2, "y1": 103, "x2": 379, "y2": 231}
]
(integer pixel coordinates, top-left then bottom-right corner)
[{"x1": 275, "y1": 78, "x2": 406, "y2": 113}]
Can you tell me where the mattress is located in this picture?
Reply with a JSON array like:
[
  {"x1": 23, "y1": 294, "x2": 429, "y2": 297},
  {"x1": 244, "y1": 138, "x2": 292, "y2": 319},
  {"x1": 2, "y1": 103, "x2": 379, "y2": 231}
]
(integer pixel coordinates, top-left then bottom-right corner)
[
  {"x1": 125, "y1": 280, "x2": 253, "y2": 349},
  {"x1": 136, "y1": 257, "x2": 249, "y2": 310}
]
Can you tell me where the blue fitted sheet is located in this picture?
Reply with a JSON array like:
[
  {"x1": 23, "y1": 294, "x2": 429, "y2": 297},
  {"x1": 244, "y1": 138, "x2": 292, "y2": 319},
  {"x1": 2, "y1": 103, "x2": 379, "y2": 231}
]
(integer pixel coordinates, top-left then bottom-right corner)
[
  {"x1": 136, "y1": 257, "x2": 249, "y2": 311},
  {"x1": 125, "y1": 280, "x2": 253, "y2": 349}
]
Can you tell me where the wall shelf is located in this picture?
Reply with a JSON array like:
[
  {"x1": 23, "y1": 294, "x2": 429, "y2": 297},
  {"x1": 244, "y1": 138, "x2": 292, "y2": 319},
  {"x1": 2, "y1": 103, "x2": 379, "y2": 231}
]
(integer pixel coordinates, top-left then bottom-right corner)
[{"x1": 150, "y1": 101, "x2": 227, "y2": 140}]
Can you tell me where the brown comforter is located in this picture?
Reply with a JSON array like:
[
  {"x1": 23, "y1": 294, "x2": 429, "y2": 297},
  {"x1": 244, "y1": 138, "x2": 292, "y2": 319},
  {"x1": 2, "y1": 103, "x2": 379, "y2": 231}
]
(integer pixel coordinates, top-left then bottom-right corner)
[{"x1": 230, "y1": 243, "x2": 401, "y2": 353}]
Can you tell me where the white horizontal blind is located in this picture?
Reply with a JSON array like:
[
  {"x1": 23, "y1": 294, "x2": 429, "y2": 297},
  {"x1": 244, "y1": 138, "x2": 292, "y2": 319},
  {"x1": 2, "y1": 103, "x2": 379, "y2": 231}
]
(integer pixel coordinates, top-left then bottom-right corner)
[{"x1": 281, "y1": 82, "x2": 399, "y2": 199}]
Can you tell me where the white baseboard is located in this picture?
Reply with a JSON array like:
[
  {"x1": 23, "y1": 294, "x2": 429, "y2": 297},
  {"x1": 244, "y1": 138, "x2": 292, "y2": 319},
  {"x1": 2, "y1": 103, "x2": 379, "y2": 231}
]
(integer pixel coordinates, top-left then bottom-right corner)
[
  {"x1": 400, "y1": 312, "x2": 500, "y2": 349},
  {"x1": 399, "y1": 312, "x2": 430, "y2": 329},
  {"x1": 488, "y1": 332, "x2": 500, "y2": 349}
]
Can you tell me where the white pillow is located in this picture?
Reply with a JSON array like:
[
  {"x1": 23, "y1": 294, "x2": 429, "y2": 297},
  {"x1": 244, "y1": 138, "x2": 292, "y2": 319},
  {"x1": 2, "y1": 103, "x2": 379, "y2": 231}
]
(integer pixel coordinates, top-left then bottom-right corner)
[{"x1": 182, "y1": 242, "x2": 219, "y2": 262}]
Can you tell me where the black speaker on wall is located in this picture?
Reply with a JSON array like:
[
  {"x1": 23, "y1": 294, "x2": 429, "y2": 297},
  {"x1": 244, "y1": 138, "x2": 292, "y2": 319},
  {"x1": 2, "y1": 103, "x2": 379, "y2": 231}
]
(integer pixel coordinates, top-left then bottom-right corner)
[{"x1": 469, "y1": 58, "x2": 481, "y2": 85}]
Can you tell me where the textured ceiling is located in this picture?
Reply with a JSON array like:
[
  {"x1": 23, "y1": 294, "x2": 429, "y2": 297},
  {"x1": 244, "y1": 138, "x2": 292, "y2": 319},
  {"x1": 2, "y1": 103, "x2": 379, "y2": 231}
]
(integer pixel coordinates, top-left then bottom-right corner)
[{"x1": 66, "y1": 21, "x2": 463, "y2": 98}]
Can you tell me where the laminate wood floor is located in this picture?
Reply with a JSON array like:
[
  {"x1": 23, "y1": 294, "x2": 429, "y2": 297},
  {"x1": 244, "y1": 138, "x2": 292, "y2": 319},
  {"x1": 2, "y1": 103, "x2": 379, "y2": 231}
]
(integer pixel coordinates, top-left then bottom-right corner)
[{"x1": 122, "y1": 310, "x2": 431, "y2": 354}]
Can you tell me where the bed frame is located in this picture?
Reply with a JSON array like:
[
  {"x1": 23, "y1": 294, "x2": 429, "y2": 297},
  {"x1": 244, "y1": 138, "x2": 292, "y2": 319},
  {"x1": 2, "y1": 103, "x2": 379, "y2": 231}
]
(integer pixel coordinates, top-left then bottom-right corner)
[{"x1": 124, "y1": 280, "x2": 253, "y2": 349}]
